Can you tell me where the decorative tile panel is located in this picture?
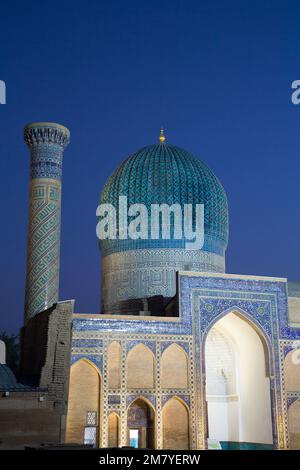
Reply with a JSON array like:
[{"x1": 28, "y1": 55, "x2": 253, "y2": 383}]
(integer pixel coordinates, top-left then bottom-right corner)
[{"x1": 69, "y1": 272, "x2": 300, "y2": 450}]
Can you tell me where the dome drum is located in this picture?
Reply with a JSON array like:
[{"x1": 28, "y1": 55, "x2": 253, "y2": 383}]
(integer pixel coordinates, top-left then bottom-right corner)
[{"x1": 99, "y1": 142, "x2": 229, "y2": 314}]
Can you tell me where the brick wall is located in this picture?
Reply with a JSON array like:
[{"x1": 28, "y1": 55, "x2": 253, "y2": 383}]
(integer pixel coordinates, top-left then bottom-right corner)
[
  {"x1": 0, "y1": 300, "x2": 74, "y2": 448},
  {"x1": 0, "y1": 391, "x2": 61, "y2": 449}
]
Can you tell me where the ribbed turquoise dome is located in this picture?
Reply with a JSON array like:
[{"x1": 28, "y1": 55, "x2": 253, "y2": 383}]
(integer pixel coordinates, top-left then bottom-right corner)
[{"x1": 100, "y1": 143, "x2": 229, "y2": 257}]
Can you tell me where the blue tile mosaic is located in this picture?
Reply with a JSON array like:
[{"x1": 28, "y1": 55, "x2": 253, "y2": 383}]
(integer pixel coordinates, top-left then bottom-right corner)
[{"x1": 99, "y1": 143, "x2": 228, "y2": 257}]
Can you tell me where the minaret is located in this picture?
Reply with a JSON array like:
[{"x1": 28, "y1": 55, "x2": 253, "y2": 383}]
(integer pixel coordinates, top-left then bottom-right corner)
[{"x1": 24, "y1": 122, "x2": 70, "y2": 322}]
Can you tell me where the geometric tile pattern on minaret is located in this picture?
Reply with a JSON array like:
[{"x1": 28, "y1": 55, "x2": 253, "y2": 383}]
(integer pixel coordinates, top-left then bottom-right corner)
[{"x1": 24, "y1": 122, "x2": 70, "y2": 321}]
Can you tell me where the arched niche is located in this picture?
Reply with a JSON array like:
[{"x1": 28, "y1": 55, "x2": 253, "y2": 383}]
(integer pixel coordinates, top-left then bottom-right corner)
[
  {"x1": 66, "y1": 359, "x2": 101, "y2": 446},
  {"x1": 162, "y1": 397, "x2": 189, "y2": 449},
  {"x1": 161, "y1": 344, "x2": 188, "y2": 389},
  {"x1": 127, "y1": 398, "x2": 155, "y2": 448},
  {"x1": 126, "y1": 344, "x2": 154, "y2": 389},
  {"x1": 204, "y1": 311, "x2": 273, "y2": 448}
]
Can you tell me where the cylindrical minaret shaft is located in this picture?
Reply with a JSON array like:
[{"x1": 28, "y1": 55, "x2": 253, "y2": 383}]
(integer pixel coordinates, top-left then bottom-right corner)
[{"x1": 24, "y1": 122, "x2": 70, "y2": 322}]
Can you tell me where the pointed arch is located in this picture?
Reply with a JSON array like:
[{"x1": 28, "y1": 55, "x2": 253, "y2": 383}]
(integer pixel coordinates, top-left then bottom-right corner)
[
  {"x1": 163, "y1": 394, "x2": 190, "y2": 411},
  {"x1": 127, "y1": 397, "x2": 155, "y2": 448},
  {"x1": 161, "y1": 343, "x2": 188, "y2": 389},
  {"x1": 66, "y1": 358, "x2": 101, "y2": 445},
  {"x1": 71, "y1": 356, "x2": 102, "y2": 375},
  {"x1": 108, "y1": 412, "x2": 120, "y2": 448},
  {"x1": 127, "y1": 395, "x2": 156, "y2": 412},
  {"x1": 108, "y1": 341, "x2": 121, "y2": 388},
  {"x1": 203, "y1": 306, "x2": 273, "y2": 377},
  {"x1": 162, "y1": 396, "x2": 189, "y2": 449},
  {"x1": 126, "y1": 343, "x2": 155, "y2": 389}
]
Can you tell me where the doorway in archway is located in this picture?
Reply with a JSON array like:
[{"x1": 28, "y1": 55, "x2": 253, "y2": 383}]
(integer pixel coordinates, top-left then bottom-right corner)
[
  {"x1": 205, "y1": 311, "x2": 273, "y2": 450},
  {"x1": 127, "y1": 398, "x2": 154, "y2": 448}
]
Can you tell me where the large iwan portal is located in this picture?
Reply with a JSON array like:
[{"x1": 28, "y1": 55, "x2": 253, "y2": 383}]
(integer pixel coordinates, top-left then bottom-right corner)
[{"x1": 205, "y1": 312, "x2": 273, "y2": 448}]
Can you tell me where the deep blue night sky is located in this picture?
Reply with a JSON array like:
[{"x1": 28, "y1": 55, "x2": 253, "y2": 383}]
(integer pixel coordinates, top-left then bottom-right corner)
[{"x1": 0, "y1": 1, "x2": 299, "y2": 333}]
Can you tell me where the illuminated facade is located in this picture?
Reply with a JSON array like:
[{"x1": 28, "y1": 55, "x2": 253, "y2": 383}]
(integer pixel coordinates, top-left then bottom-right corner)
[
  {"x1": 1, "y1": 123, "x2": 299, "y2": 450},
  {"x1": 65, "y1": 127, "x2": 300, "y2": 449}
]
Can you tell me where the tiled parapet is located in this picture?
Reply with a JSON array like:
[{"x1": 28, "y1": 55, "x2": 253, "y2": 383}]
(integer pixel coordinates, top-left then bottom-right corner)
[{"x1": 24, "y1": 122, "x2": 70, "y2": 322}]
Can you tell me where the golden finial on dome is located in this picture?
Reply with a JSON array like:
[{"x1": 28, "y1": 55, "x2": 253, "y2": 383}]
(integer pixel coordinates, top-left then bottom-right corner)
[{"x1": 159, "y1": 127, "x2": 166, "y2": 143}]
